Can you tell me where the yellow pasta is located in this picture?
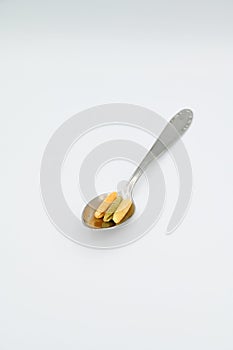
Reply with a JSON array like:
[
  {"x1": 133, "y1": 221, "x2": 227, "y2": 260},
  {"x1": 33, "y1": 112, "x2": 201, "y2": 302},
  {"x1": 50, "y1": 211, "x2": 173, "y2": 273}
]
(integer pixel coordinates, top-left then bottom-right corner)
[
  {"x1": 113, "y1": 198, "x2": 132, "y2": 224},
  {"x1": 94, "y1": 191, "x2": 117, "y2": 219}
]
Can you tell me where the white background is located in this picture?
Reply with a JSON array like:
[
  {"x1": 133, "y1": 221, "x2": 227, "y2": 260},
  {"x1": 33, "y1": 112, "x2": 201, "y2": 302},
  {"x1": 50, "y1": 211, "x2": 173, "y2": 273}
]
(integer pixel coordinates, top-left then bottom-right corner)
[{"x1": 0, "y1": 1, "x2": 233, "y2": 349}]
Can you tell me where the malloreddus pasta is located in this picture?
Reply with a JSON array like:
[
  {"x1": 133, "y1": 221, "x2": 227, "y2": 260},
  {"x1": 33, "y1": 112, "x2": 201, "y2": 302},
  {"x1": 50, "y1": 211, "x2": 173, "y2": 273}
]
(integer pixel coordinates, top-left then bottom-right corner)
[
  {"x1": 94, "y1": 192, "x2": 132, "y2": 224},
  {"x1": 94, "y1": 192, "x2": 117, "y2": 219}
]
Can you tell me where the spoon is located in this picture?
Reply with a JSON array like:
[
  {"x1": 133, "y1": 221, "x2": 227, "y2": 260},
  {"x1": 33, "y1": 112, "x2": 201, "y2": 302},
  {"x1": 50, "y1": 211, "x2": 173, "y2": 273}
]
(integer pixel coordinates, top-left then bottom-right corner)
[{"x1": 82, "y1": 109, "x2": 193, "y2": 229}]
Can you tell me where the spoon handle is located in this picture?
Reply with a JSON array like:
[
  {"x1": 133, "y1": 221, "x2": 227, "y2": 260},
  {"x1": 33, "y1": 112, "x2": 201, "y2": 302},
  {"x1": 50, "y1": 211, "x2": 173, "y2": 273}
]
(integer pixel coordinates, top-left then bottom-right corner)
[{"x1": 127, "y1": 109, "x2": 193, "y2": 193}]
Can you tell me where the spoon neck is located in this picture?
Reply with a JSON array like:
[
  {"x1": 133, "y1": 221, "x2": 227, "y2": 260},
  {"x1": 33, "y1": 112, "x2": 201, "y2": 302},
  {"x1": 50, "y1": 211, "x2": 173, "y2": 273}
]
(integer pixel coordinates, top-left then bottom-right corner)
[{"x1": 127, "y1": 167, "x2": 143, "y2": 195}]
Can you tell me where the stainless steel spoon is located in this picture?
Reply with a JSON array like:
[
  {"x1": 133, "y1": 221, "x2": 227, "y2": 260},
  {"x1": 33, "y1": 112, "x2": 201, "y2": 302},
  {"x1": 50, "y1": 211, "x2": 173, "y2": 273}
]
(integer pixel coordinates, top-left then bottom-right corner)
[{"x1": 82, "y1": 109, "x2": 193, "y2": 229}]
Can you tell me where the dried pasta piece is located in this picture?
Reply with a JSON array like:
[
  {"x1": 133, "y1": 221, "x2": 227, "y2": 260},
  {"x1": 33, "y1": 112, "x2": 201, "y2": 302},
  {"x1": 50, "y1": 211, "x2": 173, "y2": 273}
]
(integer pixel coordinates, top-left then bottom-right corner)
[
  {"x1": 113, "y1": 198, "x2": 132, "y2": 224},
  {"x1": 103, "y1": 196, "x2": 122, "y2": 222},
  {"x1": 94, "y1": 192, "x2": 117, "y2": 219}
]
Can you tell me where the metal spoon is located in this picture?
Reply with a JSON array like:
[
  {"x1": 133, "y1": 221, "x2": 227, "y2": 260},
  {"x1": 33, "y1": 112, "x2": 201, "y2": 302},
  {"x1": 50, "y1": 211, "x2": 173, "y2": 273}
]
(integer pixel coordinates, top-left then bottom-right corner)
[{"x1": 82, "y1": 109, "x2": 193, "y2": 229}]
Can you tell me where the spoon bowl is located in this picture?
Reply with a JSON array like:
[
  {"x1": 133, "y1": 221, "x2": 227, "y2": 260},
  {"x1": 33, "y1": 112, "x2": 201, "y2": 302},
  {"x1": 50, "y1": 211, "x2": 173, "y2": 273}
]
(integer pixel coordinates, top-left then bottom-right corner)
[{"x1": 82, "y1": 192, "x2": 135, "y2": 229}]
